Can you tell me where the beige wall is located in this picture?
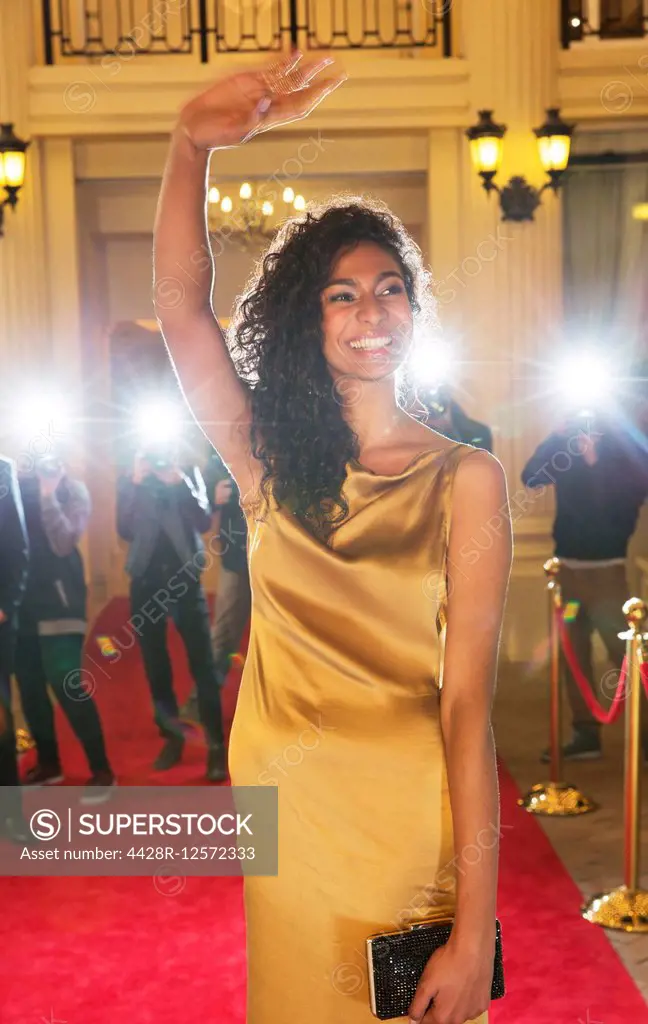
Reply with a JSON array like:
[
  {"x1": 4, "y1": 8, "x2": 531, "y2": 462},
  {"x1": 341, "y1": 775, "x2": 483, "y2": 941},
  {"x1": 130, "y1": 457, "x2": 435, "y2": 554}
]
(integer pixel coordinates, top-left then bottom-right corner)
[{"x1": 89, "y1": 173, "x2": 427, "y2": 322}]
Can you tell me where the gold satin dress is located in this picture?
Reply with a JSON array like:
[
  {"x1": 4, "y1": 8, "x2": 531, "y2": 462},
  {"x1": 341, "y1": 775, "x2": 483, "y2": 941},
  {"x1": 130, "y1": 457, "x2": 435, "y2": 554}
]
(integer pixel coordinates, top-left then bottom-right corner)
[{"x1": 228, "y1": 442, "x2": 487, "y2": 1024}]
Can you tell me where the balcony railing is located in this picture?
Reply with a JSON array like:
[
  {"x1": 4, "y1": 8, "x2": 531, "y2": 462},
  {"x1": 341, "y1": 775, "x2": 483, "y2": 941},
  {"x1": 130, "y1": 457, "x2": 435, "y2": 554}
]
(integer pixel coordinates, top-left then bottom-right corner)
[
  {"x1": 41, "y1": 1, "x2": 453, "y2": 65},
  {"x1": 561, "y1": 0, "x2": 647, "y2": 46}
]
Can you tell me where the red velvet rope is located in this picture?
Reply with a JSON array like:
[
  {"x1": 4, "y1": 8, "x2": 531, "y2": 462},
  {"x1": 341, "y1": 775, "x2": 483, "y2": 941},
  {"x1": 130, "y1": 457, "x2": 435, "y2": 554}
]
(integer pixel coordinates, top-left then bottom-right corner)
[
  {"x1": 638, "y1": 653, "x2": 648, "y2": 698},
  {"x1": 556, "y1": 610, "x2": 628, "y2": 724}
]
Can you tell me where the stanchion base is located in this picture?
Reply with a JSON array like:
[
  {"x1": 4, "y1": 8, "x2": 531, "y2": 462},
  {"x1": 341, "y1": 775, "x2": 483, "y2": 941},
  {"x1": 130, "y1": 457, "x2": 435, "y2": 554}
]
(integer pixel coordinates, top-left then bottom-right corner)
[
  {"x1": 582, "y1": 886, "x2": 648, "y2": 932},
  {"x1": 15, "y1": 728, "x2": 35, "y2": 754},
  {"x1": 517, "y1": 781, "x2": 598, "y2": 816}
]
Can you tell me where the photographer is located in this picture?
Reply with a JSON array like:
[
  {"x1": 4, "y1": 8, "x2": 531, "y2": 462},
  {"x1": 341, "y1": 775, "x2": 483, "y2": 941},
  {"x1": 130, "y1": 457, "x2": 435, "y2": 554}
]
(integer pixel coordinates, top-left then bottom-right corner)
[
  {"x1": 116, "y1": 446, "x2": 227, "y2": 781},
  {"x1": 180, "y1": 451, "x2": 250, "y2": 721},
  {"x1": 0, "y1": 455, "x2": 30, "y2": 841},
  {"x1": 15, "y1": 454, "x2": 115, "y2": 802},
  {"x1": 522, "y1": 411, "x2": 648, "y2": 761}
]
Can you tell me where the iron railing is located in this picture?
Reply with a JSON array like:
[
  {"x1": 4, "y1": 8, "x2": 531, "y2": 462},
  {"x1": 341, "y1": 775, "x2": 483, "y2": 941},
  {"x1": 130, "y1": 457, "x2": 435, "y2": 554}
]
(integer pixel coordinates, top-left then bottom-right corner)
[
  {"x1": 42, "y1": 0, "x2": 452, "y2": 64},
  {"x1": 561, "y1": 0, "x2": 647, "y2": 46}
]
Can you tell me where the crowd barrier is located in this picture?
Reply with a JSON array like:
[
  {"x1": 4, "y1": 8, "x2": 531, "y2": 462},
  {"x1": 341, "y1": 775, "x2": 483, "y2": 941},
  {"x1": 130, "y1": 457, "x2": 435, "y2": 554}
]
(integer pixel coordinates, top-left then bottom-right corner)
[{"x1": 518, "y1": 557, "x2": 648, "y2": 932}]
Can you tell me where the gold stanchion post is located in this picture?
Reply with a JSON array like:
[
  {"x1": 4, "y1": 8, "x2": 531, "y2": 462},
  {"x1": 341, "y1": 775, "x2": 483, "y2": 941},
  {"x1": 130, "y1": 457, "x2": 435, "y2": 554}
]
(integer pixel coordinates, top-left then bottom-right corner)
[
  {"x1": 582, "y1": 598, "x2": 648, "y2": 930},
  {"x1": 518, "y1": 557, "x2": 597, "y2": 816},
  {"x1": 15, "y1": 727, "x2": 35, "y2": 754}
]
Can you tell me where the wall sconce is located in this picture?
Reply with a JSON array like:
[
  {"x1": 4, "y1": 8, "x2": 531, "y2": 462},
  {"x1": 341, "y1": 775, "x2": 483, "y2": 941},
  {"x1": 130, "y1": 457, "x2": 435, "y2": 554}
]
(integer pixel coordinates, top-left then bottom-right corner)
[
  {"x1": 465, "y1": 108, "x2": 575, "y2": 222},
  {"x1": 0, "y1": 123, "x2": 30, "y2": 238}
]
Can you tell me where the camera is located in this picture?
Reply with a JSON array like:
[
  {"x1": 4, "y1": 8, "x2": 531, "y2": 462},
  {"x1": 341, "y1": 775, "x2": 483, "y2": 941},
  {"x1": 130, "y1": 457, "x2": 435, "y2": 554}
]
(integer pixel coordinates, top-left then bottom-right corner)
[
  {"x1": 566, "y1": 408, "x2": 598, "y2": 434},
  {"x1": 143, "y1": 451, "x2": 172, "y2": 471},
  {"x1": 141, "y1": 442, "x2": 177, "y2": 471}
]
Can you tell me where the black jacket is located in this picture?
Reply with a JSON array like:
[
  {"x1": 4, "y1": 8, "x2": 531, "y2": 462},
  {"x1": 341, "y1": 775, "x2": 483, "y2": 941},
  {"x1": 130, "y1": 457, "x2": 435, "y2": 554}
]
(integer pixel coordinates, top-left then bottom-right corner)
[
  {"x1": 0, "y1": 457, "x2": 29, "y2": 626},
  {"x1": 522, "y1": 428, "x2": 648, "y2": 560},
  {"x1": 117, "y1": 468, "x2": 212, "y2": 578},
  {"x1": 448, "y1": 403, "x2": 493, "y2": 452},
  {"x1": 423, "y1": 401, "x2": 493, "y2": 453}
]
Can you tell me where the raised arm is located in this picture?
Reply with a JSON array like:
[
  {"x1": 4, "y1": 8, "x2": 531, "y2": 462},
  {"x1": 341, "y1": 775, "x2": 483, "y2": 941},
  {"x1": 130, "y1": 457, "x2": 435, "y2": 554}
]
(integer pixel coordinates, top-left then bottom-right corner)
[
  {"x1": 40, "y1": 478, "x2": 91, "y2": 558},
  {"x1": 153, "y1": 54, "x2": 345, "y2": 501},
  {"x1": 521, "y1": 431, "x2": 565, "y2": 489},
  {"x1": 153, "y1": 129, "x2": 255, "y2": 497}
]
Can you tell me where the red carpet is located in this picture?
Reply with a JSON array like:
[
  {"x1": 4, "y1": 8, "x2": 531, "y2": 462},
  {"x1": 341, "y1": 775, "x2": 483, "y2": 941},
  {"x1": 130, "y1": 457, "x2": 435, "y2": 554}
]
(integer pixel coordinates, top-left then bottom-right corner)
[{"x1": 1, "y1": 598, "x2": 646, "y2": 1023}]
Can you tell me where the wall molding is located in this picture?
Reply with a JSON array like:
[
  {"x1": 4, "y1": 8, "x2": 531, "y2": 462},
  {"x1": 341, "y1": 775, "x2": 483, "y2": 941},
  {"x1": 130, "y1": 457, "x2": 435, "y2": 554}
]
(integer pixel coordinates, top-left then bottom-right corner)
[
  {"x1": 558, "y1": 43, "x2": 648, "y2": 119},
  {"x1": 27, "y1": 58, "x2": 470, "y2": 136},
  {"x1": 27, "y1": 43, "x2": 648, "y2": 137}
]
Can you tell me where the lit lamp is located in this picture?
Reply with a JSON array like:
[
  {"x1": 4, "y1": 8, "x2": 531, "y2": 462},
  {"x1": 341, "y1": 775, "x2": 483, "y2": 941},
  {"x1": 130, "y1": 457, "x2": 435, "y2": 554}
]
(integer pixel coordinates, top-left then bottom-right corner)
[
  {"x1": 466, "y1": 109, "x2": 505, "y2": 192},
  {"x1": 534, "y1": 108, "x2": 573, "y2": 189},
  {"x1": 466, "y1": 107, "x2": 574, "y2": 222},
  {"x1": 207, "y1": 180, "x2": 307, "y2": 251},
  {"x1": 0, "y1": 122, "x2": 30, "y2": 238}
]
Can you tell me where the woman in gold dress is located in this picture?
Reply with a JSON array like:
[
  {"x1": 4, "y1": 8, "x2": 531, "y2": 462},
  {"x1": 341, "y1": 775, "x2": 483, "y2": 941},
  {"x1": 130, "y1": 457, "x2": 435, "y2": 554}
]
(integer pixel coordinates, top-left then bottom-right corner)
[{"x1": 154, "y1": 55, "x2": 512, "y2": 1024}]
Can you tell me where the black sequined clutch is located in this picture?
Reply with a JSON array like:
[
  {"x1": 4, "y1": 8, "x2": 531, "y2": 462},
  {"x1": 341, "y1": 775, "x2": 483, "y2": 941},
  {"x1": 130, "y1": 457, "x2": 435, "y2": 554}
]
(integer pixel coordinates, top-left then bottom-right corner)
[{"x1": 366, "y1": 918, "x2": 505, "y2": 1020}]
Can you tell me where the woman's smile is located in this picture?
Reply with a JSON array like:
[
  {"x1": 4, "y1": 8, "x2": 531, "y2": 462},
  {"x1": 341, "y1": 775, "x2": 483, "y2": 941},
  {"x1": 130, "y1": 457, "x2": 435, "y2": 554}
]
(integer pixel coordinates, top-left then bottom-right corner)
[
  {"x1": 321, "y1": 242, "x2": 413, "y2": 378},
  {"x1": 348, "y1": 335, "x2": 393, "y2": 351}
]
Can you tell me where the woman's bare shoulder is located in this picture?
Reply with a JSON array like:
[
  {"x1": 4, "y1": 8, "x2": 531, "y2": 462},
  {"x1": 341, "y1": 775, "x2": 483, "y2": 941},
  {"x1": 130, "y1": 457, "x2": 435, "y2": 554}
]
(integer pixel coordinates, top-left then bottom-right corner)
[{"x1": 454, "y1": 447, "x2": 507, "y2": 502}]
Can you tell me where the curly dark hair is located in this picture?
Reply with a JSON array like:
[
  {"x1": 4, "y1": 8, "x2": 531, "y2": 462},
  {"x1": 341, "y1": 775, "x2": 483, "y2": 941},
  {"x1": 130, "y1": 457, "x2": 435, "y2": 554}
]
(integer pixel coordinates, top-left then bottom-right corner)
[{"x1": 228, "y1": 195, "x2": 437, "y2": 543}]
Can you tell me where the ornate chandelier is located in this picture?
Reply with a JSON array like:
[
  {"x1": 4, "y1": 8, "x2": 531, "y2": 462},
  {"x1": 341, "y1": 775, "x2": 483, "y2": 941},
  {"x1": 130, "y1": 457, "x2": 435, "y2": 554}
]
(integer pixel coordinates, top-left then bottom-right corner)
[{"x1": 207, "y1": 181, "x2": 307, "y2": 251}]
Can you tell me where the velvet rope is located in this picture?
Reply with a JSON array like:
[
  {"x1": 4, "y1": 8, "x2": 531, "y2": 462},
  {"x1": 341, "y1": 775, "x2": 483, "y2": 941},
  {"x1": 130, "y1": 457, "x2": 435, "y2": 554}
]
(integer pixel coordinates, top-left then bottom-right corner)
[
  {"x1": 556, "y1": 610, "x2": 627, "y2": 725},
  {"x1": 641, "y1": 655, "x2": 648, "y2": 698}
]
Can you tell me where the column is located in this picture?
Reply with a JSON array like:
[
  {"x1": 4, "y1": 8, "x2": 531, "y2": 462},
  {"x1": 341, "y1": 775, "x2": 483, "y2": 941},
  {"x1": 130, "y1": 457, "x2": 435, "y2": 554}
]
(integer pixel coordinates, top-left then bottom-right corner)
[
  {"x1": 459, "y1": 0, "x2": 563, "y2": 660},
  {"x1": 0, "y1": 0, "x2": 50, "y2": 377},
  {"x1": 41, "y1": 138, "x2": 84, "y2": 380},
  {"x1": 40, "y1": 136, "x2": 93, "y2": 575},
  {"x1": 460, "y1": 0, "x2": 563, "y2": 483},
  {"x1": 426, "y1": 128, "x2": 464, "y2": 340}
]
